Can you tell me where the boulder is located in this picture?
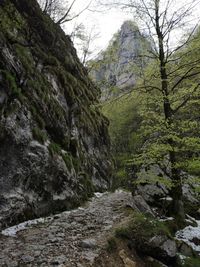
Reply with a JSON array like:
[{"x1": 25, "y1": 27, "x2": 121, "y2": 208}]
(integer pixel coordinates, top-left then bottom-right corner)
[{"x1": 145, "y1": 235, "x2": 177, "y2": 264}]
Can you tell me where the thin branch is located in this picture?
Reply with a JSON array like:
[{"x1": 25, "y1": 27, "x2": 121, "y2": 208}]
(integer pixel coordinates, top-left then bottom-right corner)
[
  {"x1": 171, "y1": 68, "x2": 200, "y2": 92},
  {"x1": 173, "y1": 83, "x2": 200, "y2": 113}
]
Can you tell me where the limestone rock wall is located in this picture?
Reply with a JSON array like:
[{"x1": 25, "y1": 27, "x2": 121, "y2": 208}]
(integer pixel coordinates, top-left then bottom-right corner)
[
  {"x1": 0, "y1": 0, "x2": 112, "y2": 229},
  {"x1": 90, "y1": 21, "x2": 151, "y2": 101}
]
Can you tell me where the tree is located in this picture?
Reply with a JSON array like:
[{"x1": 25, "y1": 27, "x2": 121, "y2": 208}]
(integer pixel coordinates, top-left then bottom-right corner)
[
  {"x1": 37, "y1": 0, "x2": 92, "y2": 25},
  {"x1": 100, "y1": 0, "x2": 200, "y2": 225},
  {"x1": 69, "y1": 23, "x2": 100, "y2": 66}
]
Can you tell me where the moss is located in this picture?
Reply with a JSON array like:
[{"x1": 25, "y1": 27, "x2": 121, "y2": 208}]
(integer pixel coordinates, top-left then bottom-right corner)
[
  {"x1": 4, "y1": 101, "x2": 19, "y2": 117},
  {"x1": 180, "y1": 256, "x2": 200, "y2": 267},
  {"x1": 29, "y1": 106, "x2": 45, "y2": 128},
  {"x1": 15, "y1": 44, "x2": 34, "y2": 74},
  {"x1": 72, "y1": 157, "x2": 80, "y2": 172},
  {"x1": 36, "y1": 114, "x2": 45, "y2": 129},
  {"x1": 2, "y1": 70, "x2": 17, "y2": 91},
  {"x1": 1, "y1": 70, "x2": 25, "y2": 103},
  {"x1": 0, "y1": 2, "x2": 26, "y2": 38},
  {"x1": 48, "y1": 142, "x2": 61, "y2": 155},
  {"x1": 62, "y1": 153, "x2": 73, "y2": 170},
  {"x1": 106, "y1": 237, "x2": 118, "y2": 252},
  {"x1": 33, "y1": 47, "x2": 59, "y2": 67},
  {"x1": 79, "y1": 173, "x2": 94, "y2": 199},
  {"x1": 115, "y1": 212, "x2": 172, "y2": 245},
  {"x1": 115, "y1": 226, "x2": 132, "y2": 239},
  {"x1": 32, "y1": 127, "x2": 47, "y2": 144}
]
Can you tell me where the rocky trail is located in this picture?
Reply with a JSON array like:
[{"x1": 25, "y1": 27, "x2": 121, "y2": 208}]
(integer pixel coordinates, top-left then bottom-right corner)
[{"x1": 0, "y1": 191, "x2": 138, "y2": 267}]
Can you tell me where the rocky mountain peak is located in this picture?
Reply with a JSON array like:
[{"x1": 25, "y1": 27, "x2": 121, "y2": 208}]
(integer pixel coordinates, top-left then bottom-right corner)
[{"x1": 90, "y1": 20, "x2": 151, "y2": 101}]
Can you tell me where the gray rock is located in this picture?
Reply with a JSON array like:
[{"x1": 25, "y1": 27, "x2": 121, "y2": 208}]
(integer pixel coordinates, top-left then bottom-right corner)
[
  {"x1": 132, "y1": 194, "x2": 154, "y2": 216},
  {"x1": 21, "y1": 255, "x2": 35, "y2": 263},
  {"x1": 148, "y1": 235, "x2": 177, "y2": 260},
  {"x1": 145, "y1": 256, "x2": 168, "y2": 267},
  {"x1": 161, "y1": 239, "x2": 177, "y2": 258},
  {"x1": 0, "y1": 0, "x2": 112, "y2": 230},
  {"x1": 80, "y1": 239, "x2": 97, "y2": 249},
  {"x1": 90, "y1": 20, "x2": 152, "y2": 101},
  {"x1": 178, "y1": 240, "x2": 195, "y2": 257},
  {"x1": 50, "y1": 255, "x2": 67, "y2": 265}
]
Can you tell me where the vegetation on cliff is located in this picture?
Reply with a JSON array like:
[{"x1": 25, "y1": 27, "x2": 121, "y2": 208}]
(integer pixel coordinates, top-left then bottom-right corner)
[{"x1": 0, "y1": 0, "x2": 112, "y2": 228}]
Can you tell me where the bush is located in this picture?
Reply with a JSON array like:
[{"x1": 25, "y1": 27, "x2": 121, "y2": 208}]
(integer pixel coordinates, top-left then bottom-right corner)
[
  {"x1": 115, "y1": 212, "x2": 172, "y2": 245},
  {"x1": 106, "y1": 237, "x2": 117, "y2": 252}
]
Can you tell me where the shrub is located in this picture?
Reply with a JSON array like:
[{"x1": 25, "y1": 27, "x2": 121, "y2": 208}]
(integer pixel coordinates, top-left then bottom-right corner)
[
  {"x1": 48, "y1": 142, "x2": 61, "y2": 155},
  {"x1": 115, "y1": 212, "x2": 172, "y2": 245},
  {"x1": 106, "y1": 237, "x2": 117, "y2": 252}
]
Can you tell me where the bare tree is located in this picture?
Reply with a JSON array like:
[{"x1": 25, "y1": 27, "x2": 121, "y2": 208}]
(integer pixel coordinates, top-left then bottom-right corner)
[
  {"x1": 37, "y1": 0, "x2": 93, "y2": 25},
  {"x1": 80, "y1": 26, "x2": 100, "y2": 66},
  {"x1": 69, "y1": 23, "x2": 100, "y2": 65}
]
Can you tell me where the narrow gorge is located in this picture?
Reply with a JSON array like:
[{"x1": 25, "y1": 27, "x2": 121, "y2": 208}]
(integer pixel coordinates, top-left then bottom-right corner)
[{"x1": 1, "y1": 0, "x2": 200, "y2": 267}]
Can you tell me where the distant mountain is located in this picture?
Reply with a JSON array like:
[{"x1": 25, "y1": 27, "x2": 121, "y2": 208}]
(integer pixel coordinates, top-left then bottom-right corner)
[{"x1": 90, "y1": 20, "x2": 152, "y2": 101}]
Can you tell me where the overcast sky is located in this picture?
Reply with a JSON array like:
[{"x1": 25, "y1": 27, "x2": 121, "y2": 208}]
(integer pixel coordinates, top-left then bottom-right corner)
[
  {"x1": 63, "y1": 0, "x2": 133, "y2": 55},
  {"x1": 63, "y1": 0, "x2": 200, "y2": 58}
]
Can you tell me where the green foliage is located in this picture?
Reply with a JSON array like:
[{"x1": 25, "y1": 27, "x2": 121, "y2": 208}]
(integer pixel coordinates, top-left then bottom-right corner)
[
  {"x1": 62, "y1": 153, "x2": 73, "y2": 170},
  {"x1": 186, "y1": 159, "x2": 200, "y2": 176},
  {"x1": 15, "y1": 45, "x2": 35, "y2": 74},
  {"x1": 32, "y1": 127, "x2": 47, "y2": 144},
  {"x1": 106, "y1": 237, "x2": 118, "y2": 252},
  {"x1": 48, "y1": 142, "x2": 61, "y2": 155},
  {"x1": 0, "y1": 2, "x2": 26, "y2": 38},
  {"x1": 79, "y1": 173, "x2": 94, "y2": 199},
  {"x1": 115, "y1": 212, "x2": 172, "y2": 245},
  {"x1": 134, "y1": 169, "x2": 173, "y2": 189},
  {"x1": 1, "y1": 70, "x2": 24, "y2": 102},
  {"x1": 102, "y1": 91, "x2": 143, "y2": 154},
  {"x1": 102, "y1": 90, "x2": 143, "y2": 189},
  {"x1": 180, "y1": 256, "x2": 200, "y2": 267}
]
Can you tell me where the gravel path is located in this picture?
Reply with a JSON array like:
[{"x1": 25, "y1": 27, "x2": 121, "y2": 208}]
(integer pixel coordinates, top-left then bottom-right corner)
[{"x1": 0, "y1": 190, "x2": 133, "y2": 267}]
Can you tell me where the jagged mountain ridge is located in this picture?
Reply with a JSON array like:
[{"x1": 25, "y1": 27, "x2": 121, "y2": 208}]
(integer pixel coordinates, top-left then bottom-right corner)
[
  {"x1": 90, "y1": 20, "x2": 151, "y2": 100},
  {"x1": 0, "y1": 0, "x2": 112, "y2": 229}
]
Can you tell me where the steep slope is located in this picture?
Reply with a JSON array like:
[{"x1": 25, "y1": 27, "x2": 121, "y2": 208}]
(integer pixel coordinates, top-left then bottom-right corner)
[
  {"x1": 0, "y1": 0, "x2": 112, "y2": 230},
  {"x1": 90, "y1": 21, "x2": 151, "y2": 100}
]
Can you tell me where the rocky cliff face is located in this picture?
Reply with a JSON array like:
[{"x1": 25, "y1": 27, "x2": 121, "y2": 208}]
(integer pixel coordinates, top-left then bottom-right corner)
[
  {"x1": 90, "y1": 21, "x2": 151, "y2": 100},
  {"x1": 0, "y1": 0, "x2": 112, "y2": 230}
]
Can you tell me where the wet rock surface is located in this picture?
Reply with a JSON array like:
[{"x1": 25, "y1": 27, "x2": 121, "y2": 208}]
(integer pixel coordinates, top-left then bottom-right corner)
[{"x1": 0, "y1": 191, "x2": 134, "y2": 267}]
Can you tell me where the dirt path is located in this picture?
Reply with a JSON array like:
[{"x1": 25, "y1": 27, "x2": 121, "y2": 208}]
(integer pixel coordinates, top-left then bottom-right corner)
[{"x1": 0, "y1": 190, "x2": 135, "y2": 267}]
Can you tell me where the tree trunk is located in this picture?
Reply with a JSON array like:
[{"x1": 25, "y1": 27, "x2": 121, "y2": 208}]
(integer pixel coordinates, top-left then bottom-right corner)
[
  {"x1": 169, "y1": 151, "x2": 185, "y2": 225},
  {"x1": 155, "y1": 2, "x2": 185, "y2": 225}
]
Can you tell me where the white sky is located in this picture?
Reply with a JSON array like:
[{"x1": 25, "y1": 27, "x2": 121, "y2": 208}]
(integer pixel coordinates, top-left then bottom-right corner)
[
  {"x1": 62, "y1": 0, "x2": 200, "y2": 58},
  {"x1": 63, "y1": 0, "x2": 133, "y2": 55}
]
